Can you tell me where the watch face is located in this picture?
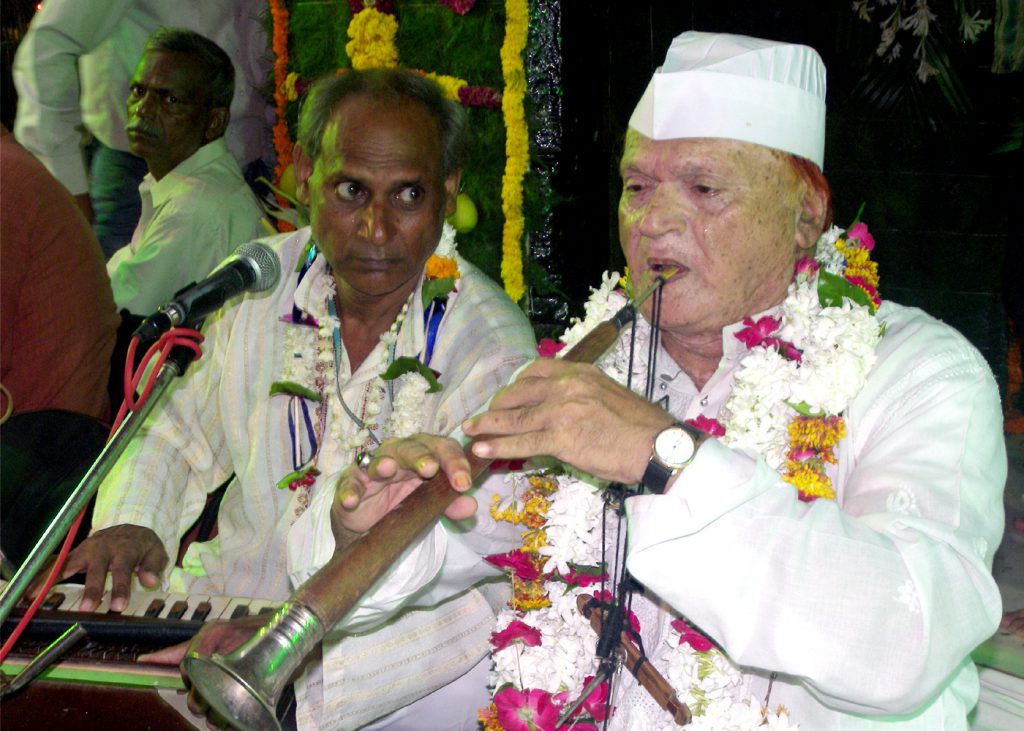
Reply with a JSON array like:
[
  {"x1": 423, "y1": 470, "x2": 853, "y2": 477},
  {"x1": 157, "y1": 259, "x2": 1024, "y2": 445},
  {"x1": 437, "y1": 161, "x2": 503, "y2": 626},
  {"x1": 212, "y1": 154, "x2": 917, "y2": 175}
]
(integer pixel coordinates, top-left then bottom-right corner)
[{"x1": 655, "y1": 426, "x2": 696, "y2": 468}]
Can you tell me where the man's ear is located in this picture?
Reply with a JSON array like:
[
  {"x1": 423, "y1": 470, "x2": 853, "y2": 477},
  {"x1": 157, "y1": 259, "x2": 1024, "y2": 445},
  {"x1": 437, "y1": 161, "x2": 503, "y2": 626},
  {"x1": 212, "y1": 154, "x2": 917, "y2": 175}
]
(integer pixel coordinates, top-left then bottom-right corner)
[
  {"x1": 204, "y1": 107, "x2": 230, "y2": 143},
  {"x1": 293, "y1": 144, "x2": 313, "y2": 206},
  {"x1": 443, "y1": 171, "x2": 461, "y2": 217},
  {"x1": 794, "y1": 178, "x2": 829, "y2": 253}
]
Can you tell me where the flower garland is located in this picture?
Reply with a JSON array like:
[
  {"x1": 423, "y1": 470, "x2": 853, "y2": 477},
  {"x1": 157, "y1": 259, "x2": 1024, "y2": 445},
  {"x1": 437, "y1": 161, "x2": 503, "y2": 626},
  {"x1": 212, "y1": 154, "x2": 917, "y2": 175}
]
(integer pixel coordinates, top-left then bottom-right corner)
[
  {"x1": 481, "y1": 222, "x2": 883, "y2": 730},
  {"x1": 499, "y1": 0, "x2": 529, "y2": 304},
  {"x1": 270, "y1": 224, "x2": 461, "y2": 497},
  {"x1": 268, "y1": 0, "x2": 295, "y2": 233},
  {"x1": 719, "y1": 220, "x2": 881, "y2": 501}
]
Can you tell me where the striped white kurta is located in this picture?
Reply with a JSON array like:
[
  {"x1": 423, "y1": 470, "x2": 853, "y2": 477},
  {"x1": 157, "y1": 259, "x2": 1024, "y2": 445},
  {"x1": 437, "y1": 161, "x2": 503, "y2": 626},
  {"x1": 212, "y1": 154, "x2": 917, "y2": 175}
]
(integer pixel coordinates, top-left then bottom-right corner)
[{"x1": 93, "y1": 227, "x2": 536, "y2": 728}]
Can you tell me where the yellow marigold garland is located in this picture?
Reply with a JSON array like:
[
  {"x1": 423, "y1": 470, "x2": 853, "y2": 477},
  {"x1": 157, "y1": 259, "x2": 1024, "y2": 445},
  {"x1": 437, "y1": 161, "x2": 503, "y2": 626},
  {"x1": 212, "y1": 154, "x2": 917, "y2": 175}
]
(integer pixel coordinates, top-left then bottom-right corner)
[
  {"x1": 346, "y1": 8, "x2": 400, "y2": 70},
  {"x1": 423, "y1": 71, "x2": 469, "y2": 102},
  {"x1": 489, "y1": 473, "x2": 556, "y2": 611},
  {"x1": 837, "y1": 238, "x2": 880, "y2": 292},
  {"x1": 781, "y1": 415, "x2": 846, "y2": 501},
  {"x1": 499, "y1": 0, "x2": 529, "y2": 303}
]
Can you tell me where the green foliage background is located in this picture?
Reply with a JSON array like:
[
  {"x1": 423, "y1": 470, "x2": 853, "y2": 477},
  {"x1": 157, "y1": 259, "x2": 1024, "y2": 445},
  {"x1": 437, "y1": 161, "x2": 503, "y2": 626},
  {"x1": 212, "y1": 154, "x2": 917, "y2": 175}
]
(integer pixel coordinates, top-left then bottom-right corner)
[{"x1": 276, "y1": 1, "x2": 510, "y2": 284}]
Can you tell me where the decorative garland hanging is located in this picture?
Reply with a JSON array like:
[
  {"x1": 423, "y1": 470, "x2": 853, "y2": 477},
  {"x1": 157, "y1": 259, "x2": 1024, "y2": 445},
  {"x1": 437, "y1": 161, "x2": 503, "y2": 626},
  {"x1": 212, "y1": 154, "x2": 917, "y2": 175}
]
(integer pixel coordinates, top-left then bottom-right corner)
[
  {"x1": 499, "y1": 0, "x2": 529, "y2": 303},
  {"x1": 269, "y1": 0, "x2": 292, "y2": 184}
]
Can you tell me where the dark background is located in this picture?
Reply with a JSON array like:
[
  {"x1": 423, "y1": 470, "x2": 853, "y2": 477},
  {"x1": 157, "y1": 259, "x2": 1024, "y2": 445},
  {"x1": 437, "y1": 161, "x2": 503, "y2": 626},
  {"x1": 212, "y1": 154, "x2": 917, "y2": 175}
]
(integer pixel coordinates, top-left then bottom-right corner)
[
  {"x1": 3, "y1": 0, "x2": 1021, "y2": 394},
  {"x1": 551, "y1": 0, "x2": 1022, "y2": 396}
]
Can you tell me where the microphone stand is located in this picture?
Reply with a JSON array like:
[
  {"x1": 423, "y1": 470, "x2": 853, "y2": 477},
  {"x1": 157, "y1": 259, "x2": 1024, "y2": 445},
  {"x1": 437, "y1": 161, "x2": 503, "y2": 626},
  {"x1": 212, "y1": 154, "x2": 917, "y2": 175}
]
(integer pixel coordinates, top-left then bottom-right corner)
[{"x1": 0, "y1": 343, "x2": 200, "y2": 626}]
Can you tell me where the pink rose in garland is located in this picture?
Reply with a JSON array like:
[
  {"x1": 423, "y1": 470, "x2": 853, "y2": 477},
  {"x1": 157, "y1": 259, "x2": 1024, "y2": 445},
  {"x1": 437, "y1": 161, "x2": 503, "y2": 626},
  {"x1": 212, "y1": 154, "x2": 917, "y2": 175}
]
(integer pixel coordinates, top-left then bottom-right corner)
[
  {"x1": 536, "y1": 338, "x2": 566, "y2": 358},
  {"x1": 670, "y1": 616, "x2": 715, "y2": 652},
  {"x1": 735, "y1": 315, "x2": 801, "y2": 361},
  {"x1": 562, "y1": 566, "x2": 607, "y2": 588},
  {"x1": 846, "y1": 221, "x2": 875, "y2": 251},
  {"x1": 685, "y1": 414, "x2": 725, "y2": 438},
  {"x1": 485, "y1": 549, "x2": 541, "y2": 581},
  {"x1": 494, "y1": 687, "x2": 561, "y2": 731},
  {"x1": 490, "y1": 619, "x2": 542, "y2": 652}
]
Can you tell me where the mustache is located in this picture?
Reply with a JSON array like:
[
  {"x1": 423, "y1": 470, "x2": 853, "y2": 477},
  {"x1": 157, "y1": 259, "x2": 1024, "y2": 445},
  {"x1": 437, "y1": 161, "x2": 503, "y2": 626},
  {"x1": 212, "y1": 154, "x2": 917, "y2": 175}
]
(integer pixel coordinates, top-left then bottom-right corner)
[{"x1": 126, "y1": 121, "x2": 160, "y2": 137}]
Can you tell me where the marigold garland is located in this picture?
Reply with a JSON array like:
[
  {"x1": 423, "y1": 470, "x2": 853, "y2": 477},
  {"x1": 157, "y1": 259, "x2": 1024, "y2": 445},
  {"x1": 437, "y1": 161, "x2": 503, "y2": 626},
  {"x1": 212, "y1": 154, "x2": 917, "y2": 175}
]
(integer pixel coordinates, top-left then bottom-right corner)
[
  {"x1": 346, "y1": 7, "x2": 400, "y2": 70},
  {"x1": 269, "y1": 0, "x2": 294, "y2": 231},
  {"x1": 499, "y1": 0, "x2": 529, "y2": 303},
  {"x1": 481, "y1": 222, "x2": 885, "y2": 729}
]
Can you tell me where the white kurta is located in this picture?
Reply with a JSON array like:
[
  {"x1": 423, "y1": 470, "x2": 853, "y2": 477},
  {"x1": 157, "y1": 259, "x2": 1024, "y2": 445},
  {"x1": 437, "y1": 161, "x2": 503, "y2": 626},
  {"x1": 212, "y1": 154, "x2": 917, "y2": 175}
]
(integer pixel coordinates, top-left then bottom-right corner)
[
  {"x1": 92, "y1": 228, "x2": 536, "y2": 728},
  {"x1": 106, "y1": 138, "x2": 266, "y2": 314},
  {"x1": 614, "y1": 302, "x2": 1004, "y2": 729}
]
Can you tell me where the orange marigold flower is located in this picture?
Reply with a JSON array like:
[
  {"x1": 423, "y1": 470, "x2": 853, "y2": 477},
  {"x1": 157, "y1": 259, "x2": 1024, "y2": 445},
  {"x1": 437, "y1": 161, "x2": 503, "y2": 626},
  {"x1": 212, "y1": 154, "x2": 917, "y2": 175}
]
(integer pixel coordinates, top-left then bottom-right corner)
[
  {"x1": 426, "y1": 255, "x2": 460, "y2": 280},
  {"x1": 528, "y1": 474, "x2": 559, "y2": 494},
  {"x1": 478, "y1": 705, "x2": 501, "y2": 731}
]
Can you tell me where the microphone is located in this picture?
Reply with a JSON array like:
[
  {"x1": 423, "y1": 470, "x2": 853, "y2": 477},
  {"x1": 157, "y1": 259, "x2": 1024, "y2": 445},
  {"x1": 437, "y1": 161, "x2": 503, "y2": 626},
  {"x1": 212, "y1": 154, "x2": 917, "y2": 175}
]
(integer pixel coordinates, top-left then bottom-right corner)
[{"x1": 134, "y1": 242, "x2": 281, "y2": 341}]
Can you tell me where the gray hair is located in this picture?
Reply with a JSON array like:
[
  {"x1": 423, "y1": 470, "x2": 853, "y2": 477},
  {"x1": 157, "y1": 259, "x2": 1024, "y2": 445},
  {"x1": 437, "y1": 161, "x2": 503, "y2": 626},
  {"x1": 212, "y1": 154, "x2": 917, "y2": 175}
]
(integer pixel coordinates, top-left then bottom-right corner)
[
  {"x1": 144, "y1": 28, "x2": 235, "y2": 109},
  {"x1": 296, "y1": 68, "x2": 468, "y2": 177}
]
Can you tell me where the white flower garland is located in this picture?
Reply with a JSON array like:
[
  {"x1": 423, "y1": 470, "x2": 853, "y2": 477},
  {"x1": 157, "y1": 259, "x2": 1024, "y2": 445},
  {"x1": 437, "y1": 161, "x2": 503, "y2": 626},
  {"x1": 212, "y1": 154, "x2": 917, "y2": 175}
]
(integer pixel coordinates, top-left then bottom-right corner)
[
  {"x1": 274, "y1": 223, "x2": 460, "y2": 491},
  {"x1": 485, "y1": 224, "x2": 883, "y2": 730}
]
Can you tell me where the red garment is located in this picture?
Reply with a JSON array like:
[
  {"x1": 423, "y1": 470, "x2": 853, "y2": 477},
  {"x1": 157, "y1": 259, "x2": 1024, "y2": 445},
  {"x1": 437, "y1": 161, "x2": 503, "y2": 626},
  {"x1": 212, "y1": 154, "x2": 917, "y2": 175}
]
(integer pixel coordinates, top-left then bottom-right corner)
[{"x1": 1, "y1": 126, "x2": 119, "y2": 421}]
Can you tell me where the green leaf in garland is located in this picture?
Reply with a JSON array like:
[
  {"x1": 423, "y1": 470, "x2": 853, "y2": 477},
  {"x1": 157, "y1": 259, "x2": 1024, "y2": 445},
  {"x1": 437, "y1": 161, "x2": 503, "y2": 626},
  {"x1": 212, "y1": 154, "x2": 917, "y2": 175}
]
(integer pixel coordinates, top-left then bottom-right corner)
[
  {"x1": 817, "y1": 271, "x2": 876, "y2": 313},
  {"x1": 421, "y1": 277, "x2": 455, "y2": 308},
  {"x1": 269, "y1": 380, "x2": 322, "y2": 400},
  {"x1": 848, "y1": 202, "x2": 866, "y2": 228},
  {"x1": 381, "y1": 356, "x2": 444, "y2": 393},
  {"x1": 786, "y1": 400, "x2": 824, "y2": 418},
  {"x1": 275, "y1": 466, "x2": 320, "y2": 490}
]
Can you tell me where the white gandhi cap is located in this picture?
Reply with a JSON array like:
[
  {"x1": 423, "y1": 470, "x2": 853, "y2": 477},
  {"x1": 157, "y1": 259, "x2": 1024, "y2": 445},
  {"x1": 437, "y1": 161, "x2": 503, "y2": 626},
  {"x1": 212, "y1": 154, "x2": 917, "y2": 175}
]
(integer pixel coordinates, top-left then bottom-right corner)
[{"x1": 628, "y1": 31, "x2": 827, "y2": 168}]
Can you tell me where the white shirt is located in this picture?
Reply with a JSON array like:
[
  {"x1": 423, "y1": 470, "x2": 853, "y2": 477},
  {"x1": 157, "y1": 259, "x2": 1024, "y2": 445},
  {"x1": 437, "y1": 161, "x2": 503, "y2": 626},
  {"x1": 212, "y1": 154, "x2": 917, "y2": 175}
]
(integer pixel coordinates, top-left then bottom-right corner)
[
  {"x1": 106, "y1": 138, "x2": 265, "y2": 314},
  {"x1": 12, "y1": 0, "x2": 273, "y2": 195},
  {"x1": 92, "y1": 228, "x2": 537, "y2": 728},
  {"x1": 613, "y1": 302, "x2": 1004, "y2": 729}
]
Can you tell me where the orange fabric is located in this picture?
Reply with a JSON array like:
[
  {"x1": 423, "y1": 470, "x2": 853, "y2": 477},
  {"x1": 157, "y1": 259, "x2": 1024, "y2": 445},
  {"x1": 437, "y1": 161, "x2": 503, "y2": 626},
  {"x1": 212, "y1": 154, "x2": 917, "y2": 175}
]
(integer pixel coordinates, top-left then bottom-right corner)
[{"x1": 0, "y1": 126, "x2": 120, "y2": 422}]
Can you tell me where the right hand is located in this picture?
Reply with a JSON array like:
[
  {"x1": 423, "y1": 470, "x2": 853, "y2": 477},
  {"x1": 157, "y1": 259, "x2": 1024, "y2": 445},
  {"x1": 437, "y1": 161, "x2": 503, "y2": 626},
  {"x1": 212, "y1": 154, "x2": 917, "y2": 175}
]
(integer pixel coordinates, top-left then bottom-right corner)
[
  {"x1": 29, "y1": 524, "x2": 168, "y2": 613},
  {"x1": 332, "y1": 433, "x2": 476, "y2": 540},
  {"x1": 139, "y1": 615, "x2": 266, "y2": 730}
]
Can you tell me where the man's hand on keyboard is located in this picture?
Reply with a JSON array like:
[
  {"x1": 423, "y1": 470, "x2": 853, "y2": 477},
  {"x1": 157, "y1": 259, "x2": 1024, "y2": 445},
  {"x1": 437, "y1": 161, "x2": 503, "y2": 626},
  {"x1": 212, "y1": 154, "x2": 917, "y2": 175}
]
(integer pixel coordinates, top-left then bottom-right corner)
[{"x1": 39, "y1": 524, "x2": 169, "y2": 612}]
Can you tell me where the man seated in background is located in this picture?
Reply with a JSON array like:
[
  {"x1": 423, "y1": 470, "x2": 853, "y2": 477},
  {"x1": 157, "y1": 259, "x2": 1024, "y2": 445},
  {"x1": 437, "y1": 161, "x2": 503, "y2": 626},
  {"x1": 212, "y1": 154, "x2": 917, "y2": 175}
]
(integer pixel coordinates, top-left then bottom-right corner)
[
  {"x1": 11, "y1": 0, "x2": 273, "y2": 259},
  {"x1": 106, "y1": 28, "x2": 265, "y2": 318}
]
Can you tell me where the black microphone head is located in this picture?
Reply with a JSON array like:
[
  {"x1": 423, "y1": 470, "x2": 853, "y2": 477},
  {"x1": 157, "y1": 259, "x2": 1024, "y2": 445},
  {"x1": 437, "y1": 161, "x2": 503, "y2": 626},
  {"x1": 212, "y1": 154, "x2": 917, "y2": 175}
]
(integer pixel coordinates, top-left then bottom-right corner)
[{"x1": 233, "y1": 242, "x2": 281, "y2": 293}]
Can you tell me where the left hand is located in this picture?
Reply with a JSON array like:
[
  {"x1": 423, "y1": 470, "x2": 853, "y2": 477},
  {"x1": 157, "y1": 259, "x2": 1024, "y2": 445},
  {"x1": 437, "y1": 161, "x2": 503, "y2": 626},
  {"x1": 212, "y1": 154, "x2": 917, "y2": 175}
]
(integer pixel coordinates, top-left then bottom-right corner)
[
  {"x1": 462, "y1": 359, "x2": 675, "y2": 484},
  {"x1": 332, "y1": 433, "x2": 478, "y2": 541},
  {"x1": 1002, "y1": 608, "x2": 1024, "y2": 639},
  {"x1": 138, "y1": 614, "x2": 267, "y2": 728}
]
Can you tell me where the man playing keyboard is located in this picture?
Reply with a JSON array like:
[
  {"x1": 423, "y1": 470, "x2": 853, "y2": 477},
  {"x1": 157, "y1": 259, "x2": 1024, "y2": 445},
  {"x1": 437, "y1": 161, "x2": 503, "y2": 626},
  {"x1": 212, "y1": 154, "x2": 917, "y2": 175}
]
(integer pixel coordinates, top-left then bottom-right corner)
[{"x1": 41, "y1": 68, "x2": 535, "y2": 730}]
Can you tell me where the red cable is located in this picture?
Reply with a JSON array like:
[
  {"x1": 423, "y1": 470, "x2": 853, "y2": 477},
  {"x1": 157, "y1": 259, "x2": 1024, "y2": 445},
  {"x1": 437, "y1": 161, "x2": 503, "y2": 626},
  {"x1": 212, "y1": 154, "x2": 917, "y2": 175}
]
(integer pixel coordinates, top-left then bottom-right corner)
[{"x1": 0, "y1": 327, "x2": 204, "y2": 661}]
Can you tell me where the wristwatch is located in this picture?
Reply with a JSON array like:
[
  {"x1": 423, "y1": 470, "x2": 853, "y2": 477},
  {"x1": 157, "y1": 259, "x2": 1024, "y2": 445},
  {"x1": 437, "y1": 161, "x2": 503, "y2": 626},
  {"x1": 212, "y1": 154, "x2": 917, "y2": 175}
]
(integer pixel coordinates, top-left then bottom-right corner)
[{"x1": 641, "y1": 421, "x2": 703, "y2": 493}]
